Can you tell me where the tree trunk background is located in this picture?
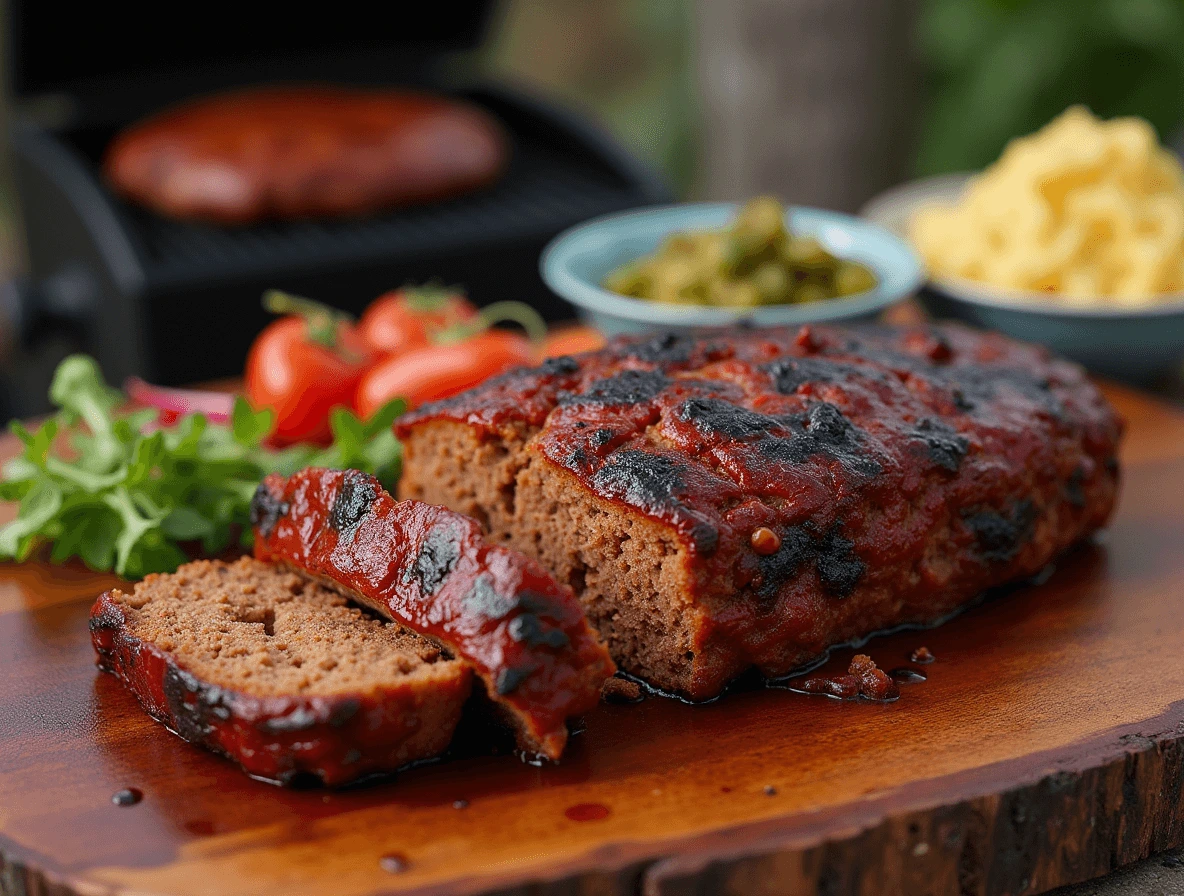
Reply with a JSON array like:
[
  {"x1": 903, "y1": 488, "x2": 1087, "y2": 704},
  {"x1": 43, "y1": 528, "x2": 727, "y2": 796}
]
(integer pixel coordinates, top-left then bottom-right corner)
[{"x1": 695, "y1": 0, "x2": 920, "y2": 212}]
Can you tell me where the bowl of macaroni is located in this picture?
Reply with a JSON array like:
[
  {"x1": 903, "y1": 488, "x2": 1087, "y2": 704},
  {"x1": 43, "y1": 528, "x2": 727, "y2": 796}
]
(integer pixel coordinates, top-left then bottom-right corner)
[{"x1": 863, "y1": 106, "x2": 1184, "y2": 381}]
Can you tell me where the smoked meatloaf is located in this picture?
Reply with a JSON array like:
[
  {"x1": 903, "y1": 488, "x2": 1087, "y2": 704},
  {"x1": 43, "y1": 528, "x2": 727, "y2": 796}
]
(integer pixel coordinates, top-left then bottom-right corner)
[
  {"x1": 396, "y1": 323, "x2": 1123, "y2": 699},
  {"x1": 104, "y1": 86, "x2": 507, "y2": 224},
  {"x1": 90, "y1": 558, "x2": 472, "y2": 785},
  {"x1": 251, "y1": 468, "x2": 614, "y2": 760}
]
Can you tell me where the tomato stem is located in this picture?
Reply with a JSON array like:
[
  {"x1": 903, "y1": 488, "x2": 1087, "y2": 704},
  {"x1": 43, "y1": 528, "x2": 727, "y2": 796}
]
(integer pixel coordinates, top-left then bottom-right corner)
[
  {"x1": 434, "y1": 301, "x2": 548, "y2": 346},
  {"x1": 262, "y1": 290, "x2": 353, "y2": 350},
  {"x1": 401, "y1": 283, "x2": 464, "y2": 314}
]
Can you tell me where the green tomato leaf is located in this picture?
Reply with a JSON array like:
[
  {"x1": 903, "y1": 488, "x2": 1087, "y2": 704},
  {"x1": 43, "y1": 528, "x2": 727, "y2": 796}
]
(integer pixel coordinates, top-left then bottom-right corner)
[
  {"x1": 361, "y1": 398, "x2": 407, "y2": 439},
  {"x1": 329, "y1": 406, "x2": 365, "y2": 455}
]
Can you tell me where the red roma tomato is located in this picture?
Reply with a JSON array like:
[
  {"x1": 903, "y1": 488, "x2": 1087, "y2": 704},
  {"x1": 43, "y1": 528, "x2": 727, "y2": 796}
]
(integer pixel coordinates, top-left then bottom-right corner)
[
  {"x1": 357, "y1": 288, "x2": 478, "y2": 357},
  {"x1": 245, "y1": 297, "x2": 373, "y2": 446},
  {"x1": 538, "y1": 324, "x2": 606, "y2": 360},
  {"x1": 356, "y1": 330, "x2": 533, "y2": 415}
]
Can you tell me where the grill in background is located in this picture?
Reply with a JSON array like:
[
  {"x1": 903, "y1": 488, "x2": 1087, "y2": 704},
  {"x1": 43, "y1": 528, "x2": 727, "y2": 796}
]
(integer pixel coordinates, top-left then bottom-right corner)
[{"x1": 3, "y1": 3, "x2": 671, "y2": 418}]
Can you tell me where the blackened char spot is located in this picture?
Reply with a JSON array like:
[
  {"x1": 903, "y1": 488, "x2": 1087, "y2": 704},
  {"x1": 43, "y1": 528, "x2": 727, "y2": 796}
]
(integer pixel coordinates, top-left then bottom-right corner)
[
  {"x1": 912, "y1": 418, "x2": 970, "y2": 473},
  {"x1": 755, "y1": 527, "x2": 815, "y2": 598},
  {"x1": 403, "y1": 524, "x2": 462, "y2": 595},
  {"x1": 590, "y1": 450, "x2": 719, "y2": 555},
  {"x1": 815, "y1": 527, "x2": 866, "y2": 597},
  {"x1": 757, "y1": 402, "x2": 882, "y2": 477},
  {"x1": 508, "y1": 614, "x2": 570, "y2": 649},
  {"x1": 162, "y1": 666, "x2": 232, "y2": 744},
  {"x1": 249, "y1": 482, "x2": 289, "y2": 538},
  {"x1": 753, "y1": 524, "x2": 864, "y2": 598},
  {"x1": 764, "y1": 357, "x2": 863, "y2": 394},
  {"x1": 563, "y1": 370, "x2": 668, "y2": 406},
  {"x1": 407, "y1": 523, "x2": 461, "y2": 594},
  {"x1": 329, "y1": 473, "x2": 377, "y2": 537},
  {"x1": 625, "y1": 331, "x2": 694, "y2": 363},
  {"x1": 540, "y1": 355, "x2": 580, "y2": 376},
  {"x1": 462, "y1": 574, "x2": 517, "y2": 620},
  {"x1": 679, "y1": 397, "x2": 782, "y2": 439},
  {"x1": 963, "y1": 500, "x2": 1037, "y2": 563},
  {"x1": 495, "y1": 666, "x2": 533, "y2": 696},
  {"x1": 591, "y1": 428, "x2": 615, "y2": 448},
  {"x1": 592, "y1": 450, "x2": 683, "y2": 510}
]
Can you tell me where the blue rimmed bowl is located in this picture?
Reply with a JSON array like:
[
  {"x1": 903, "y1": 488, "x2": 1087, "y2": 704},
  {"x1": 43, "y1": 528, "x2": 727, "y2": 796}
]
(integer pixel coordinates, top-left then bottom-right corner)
[
  {"x1": 862, "y1": 174, "x2": 1184, "y2": 383},
  {"x1": 540, "y1": 203, "x2": 924, "y2": 336}
]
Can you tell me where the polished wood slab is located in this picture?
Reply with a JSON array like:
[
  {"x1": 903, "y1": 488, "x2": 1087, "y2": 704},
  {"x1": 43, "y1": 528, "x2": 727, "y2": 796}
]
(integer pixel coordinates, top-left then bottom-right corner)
[{"x1": 2, "y1": 384, "x2": 1184, "y2": 896}]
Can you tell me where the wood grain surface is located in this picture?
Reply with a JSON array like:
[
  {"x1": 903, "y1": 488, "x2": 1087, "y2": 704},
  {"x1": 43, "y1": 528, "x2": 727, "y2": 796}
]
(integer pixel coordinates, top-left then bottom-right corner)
[{"x1": 2, "y1": 384, "x2": 1184, "y2": 896}]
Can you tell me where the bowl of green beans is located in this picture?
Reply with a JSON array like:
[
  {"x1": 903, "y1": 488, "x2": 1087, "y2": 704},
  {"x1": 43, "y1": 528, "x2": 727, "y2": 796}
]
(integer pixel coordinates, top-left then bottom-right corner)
[{"x1": 541, "y1": 197, "x2": 924, "y2": 335}]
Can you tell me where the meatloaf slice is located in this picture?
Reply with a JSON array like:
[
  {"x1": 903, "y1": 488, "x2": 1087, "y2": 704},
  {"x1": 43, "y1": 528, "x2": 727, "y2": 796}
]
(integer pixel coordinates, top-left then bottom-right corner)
[
  {"x1": 90, "y1": 557, "x2": 471, "y2": 785},
  {"x1": 251, "y1": 468, "x2": 615, "y2": 761},
  {"x1": 396, "y1": 323, "x2": 1123, "y2": 700}
]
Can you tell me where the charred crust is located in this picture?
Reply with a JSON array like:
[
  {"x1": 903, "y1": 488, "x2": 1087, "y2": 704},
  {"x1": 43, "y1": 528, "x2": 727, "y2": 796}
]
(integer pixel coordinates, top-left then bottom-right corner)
[
  {"x1": 815, "y1": 526, "x2": 865, "y2": 597},
  {"x1": 591, "y1": 450, "x2": 684, "y2": 511},
  {"x1": 757, "y1": 402, "x2": 882, "y2": 477},
  {"x1": 404, "y1": 524, "x2": 461, "y2": 596},
  {"x1": 562, "y1": 370, "x2": 668, "y2": 406},
  {"x1": 540, "y1": 355, "x2": 580, "y2": 375},
  {"x1": 963, "y1": 500, "x2": 1037, "y2": 564},
  {"x1": 590, "y1": 451, "x2": 719, "y2": 555},
  {"x1": 624, "y1": 331, "x2": 694, "y2": 363},
  {"x1": 249, "y1": 481, "x2": 289, "y2": 538},
  {"x1": 162, "y1": 665, "x2": 231, "y2": 744},
  {"x1": 591, "y1": 427, "x2": 615, "y2": 448},
  {"x1": 764, "y1": 357, "x2": 869, "y2": 394},
  {"x1": 461, "y1": 574, "x2": 517, "y2": 620},
  {"x1": 912, "y1": 418, "x2": 970, "y2": 473},
  {"x1": 755, "y1": 527, "x2": 815, "y2": 597},
  {"x1": 88, "y1": 597, "x2": 126, "y2": 633},
  {"x1": 678, "y1": 397, "x2": 781, "y2": 439},
  {"x1": 329, "y1": 472, "x2": 377, "y2": 537},
  {"x1": 754, "y1": 524, "x2": 864, "y2": 599},
  {"x1": 508, "y1": 614, "x2": 571, "y2": 649}
]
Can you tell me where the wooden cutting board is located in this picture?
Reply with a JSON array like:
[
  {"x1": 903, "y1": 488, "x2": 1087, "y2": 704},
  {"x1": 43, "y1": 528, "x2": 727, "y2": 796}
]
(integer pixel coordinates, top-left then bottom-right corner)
[{"x1": 2, "y1": 384, "x2": 1184, "y2": 896}]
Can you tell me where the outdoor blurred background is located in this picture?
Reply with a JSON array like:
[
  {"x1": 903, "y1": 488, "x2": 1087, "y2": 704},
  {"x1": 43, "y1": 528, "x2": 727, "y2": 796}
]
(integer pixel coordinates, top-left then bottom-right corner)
[
  {"x1": 9, "y1": 0, "x2": 1184, "y2": 260},
  {"x1": 3, "y1": 0, "x2": 1184, "y2": 416}
]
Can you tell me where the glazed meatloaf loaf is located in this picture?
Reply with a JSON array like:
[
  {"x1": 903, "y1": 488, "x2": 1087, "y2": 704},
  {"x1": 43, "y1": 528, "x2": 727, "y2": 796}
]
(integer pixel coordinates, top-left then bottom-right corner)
[
  {"x1": 104, "y1": 86, "x2": 507, "y2": 224},
  {"x1": 90, "y1": 558, "x2": 471, "y2": 785},
  {"x1": 252, "y1": 468, "x2": 615, "y2": 760},
  {"x1": 396, "y1": 323, "x2": 1123, "y2": 699}
]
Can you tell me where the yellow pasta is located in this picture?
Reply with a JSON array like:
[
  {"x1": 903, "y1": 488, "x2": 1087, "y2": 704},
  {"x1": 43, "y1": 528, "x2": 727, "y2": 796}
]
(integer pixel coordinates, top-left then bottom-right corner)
[{"x1": 910, "y1": 106, "x2": 1184, "y2": 304}]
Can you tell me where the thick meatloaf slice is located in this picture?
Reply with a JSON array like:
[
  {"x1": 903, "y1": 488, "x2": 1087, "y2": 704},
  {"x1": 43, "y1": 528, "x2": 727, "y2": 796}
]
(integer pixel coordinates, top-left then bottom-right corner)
[
  {"x1": 90, "y1": 557, "x2": 471, "y2": 785},
  {"x1": 251, "y1": 468, "x2": 615, "y2": 761},
  {"x1": 396, "y1": 323, "x2": 1123, "y2": 700}
]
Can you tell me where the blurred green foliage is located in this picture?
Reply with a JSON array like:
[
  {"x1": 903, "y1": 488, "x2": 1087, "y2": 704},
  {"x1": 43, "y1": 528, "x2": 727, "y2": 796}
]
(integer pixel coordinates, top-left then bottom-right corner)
[{"x1": 917, "y1": 0, "x2": 1184, "y2": 174}]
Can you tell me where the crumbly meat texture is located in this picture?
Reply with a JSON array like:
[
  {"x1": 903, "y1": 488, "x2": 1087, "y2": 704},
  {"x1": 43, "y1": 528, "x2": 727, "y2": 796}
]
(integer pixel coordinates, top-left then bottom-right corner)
[
  {"x1": 90, "y1": 557, "x2": 472, "y2": 785},
  {"x1": 396, "y1": 323, "x2": 1124, "y2": 699},
  {"x1": 250, "y1": 468, "x2": 615, "y2": 761}
]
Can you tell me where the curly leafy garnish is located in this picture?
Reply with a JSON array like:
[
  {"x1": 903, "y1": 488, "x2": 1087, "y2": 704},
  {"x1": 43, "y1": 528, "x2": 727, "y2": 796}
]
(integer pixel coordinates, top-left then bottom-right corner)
[{"x1": 0, "y1": 355, "x2": 404, "y2": 578}]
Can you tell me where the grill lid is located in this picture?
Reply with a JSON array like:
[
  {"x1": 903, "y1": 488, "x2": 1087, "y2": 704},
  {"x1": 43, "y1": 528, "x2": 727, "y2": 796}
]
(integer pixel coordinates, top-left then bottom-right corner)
[{"x1": 9, "y1": 1, "x2": 496, "y2": 129}]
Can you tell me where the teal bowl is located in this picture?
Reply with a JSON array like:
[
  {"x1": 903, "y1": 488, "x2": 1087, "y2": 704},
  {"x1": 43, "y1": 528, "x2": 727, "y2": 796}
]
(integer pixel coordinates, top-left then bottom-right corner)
[
  {"x1": 540, "y1": 203, "x2": 924, "y2": 336},
  {"x1": 862, "y1": 174, "x2": 1184, "y2": 383}
]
